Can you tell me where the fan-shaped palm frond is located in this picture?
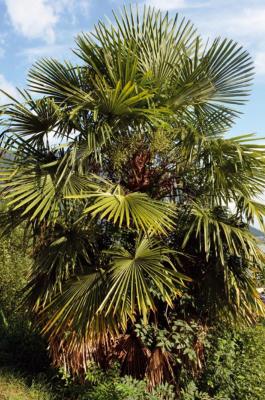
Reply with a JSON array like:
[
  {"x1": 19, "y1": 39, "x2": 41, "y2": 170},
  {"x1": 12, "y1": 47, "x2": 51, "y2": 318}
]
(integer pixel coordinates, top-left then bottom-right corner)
[
  {"x1": 0, "y1": 139, "x2": 91, "y2": 226},
  {"x1": 28, "y1": 59, "x2": 87, "y2": 103},
  {"x1": 40, "y1": 271, "x2": 117, "y2": 340},
  {"x1": 99, "y1": 237, "x2": 188, "y2": 321},
  {"x1": 183, "y1": 203, "x2": 262, "y2": 266},
  {"x1": 76, "y1": 7, "x2": 197, "y2": 84},
  {"x1": 193, "y1": 134, "x2": 265, "y2": 205},
  {"x1": 1, "y1": 92, "x2": 61, "y2": 146},
  {"x1": 74, "y1": 183, "x2": 176, "y2": 234},
  {"x1": 25, "y1": 221, "x2": 95, "y2": 309},
  {"x1": 38, "y1": 237, "x2": 188, "y2": 339}
]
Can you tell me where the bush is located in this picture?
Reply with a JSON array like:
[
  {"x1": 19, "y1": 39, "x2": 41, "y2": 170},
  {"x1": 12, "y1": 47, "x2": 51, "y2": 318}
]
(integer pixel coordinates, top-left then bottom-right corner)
[
  {"x1": 191, "y1": 325, "x2": 265, "y2": 400},
  {"x1": 89, "y1": 376, "x2": 176, "y2": 400},
  {"x1": 233, "y1": 326, "x2": 265, "y2": 399},
  {"x1": 0, "y1": 227, "x2": 29, "y2": 315},
  {"x1": 0, "y1": 229, "x2": 51, "y2": 374},
  {"x1": 57, "y1": 362, "x2": 177, "y2": 400}
]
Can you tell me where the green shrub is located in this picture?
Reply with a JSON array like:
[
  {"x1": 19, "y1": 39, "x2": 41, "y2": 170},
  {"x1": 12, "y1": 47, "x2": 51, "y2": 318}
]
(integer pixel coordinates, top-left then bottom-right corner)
[
  {"x1": 84, "y1": 378, "x2": 176, "y2": 400},
  {"x1": 180, "y1": 381, "x2": 212, "y2": 400},
  {"x1": 0, "y1": 229, "x2": 51, "y2": 374},
  {"x1": 0, "y1": 228, "x2": 29, "y2": 315},
  {"x1": 57, "y1": 362, "x2": 176, "y2": 400},
  {"x1": 194, "y1": 325, "x2": 265, "y2": 400},
  {"x1": 233, "y1": 326, "x2": 265, "y2": 399}
]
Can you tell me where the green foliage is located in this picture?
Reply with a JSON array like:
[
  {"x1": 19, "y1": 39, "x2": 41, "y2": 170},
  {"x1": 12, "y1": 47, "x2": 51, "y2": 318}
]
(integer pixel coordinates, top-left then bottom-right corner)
[
  {"x1": 135, "y1": 318, "x2": 208, "y2": 367},
  {"x1": 58, "y1": 362, "x2": 176, "y2": 400},
  {"x1": 0, "y1": 228, "x2": 29, "y2": 315},
  {"x1": 229, "y1": 326, "x2": 265, "y2": 399},
  {"x1": 180, "y1": 381, "x2": 211, "y2": 400},
  {"x1": 0, "y1": 229, "x2": 50, "y2": 374},
  {"x1": 84, "y1": 377, "x2": 176, "y2": 400},
  {"x1": 135, "y1": 318, "x2": 209, "y2": 393},
  {"x1": 201, "y1": 329, "x2": 237, "y2": 398},
  {"x1": 1, "y1": 3, "x2": 265, "y2": 388},
  {"x1": 192, "y1": 325, "x2": 265, "y2": 400}
]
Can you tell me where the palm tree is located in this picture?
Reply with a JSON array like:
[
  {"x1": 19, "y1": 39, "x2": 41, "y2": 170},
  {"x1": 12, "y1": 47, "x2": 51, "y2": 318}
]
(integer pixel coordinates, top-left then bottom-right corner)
[{"x1": 1, "y1": 5, "x2": 265, "y2": 388}]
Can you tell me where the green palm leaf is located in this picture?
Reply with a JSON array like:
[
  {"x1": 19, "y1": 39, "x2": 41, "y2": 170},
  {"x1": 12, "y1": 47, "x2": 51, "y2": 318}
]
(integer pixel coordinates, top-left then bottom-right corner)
[
  {"x1": 25, "y1": 222, "x2": 95, "y2": 309},
  {"x1": 2, "y1": 92, "x2": 60, "y2": 145},
  {"x1": 183, "y1": 202, "x2": 262, "y2": 265},
  {"x1": 0, "y1": 141, "x2": 91, "y2": 225},
  {"x1": 40, "y1": 237, "x2": 188, "y2": 339},
  {"x1": 40, "y1": 271, "x2": 118, "y2": 340},
  {"x1": 99, "y1": 237, "x2": 188, "y2": 321},
  {"x1": 74, "y1": 183, "x2": 176, "y2": 234}
]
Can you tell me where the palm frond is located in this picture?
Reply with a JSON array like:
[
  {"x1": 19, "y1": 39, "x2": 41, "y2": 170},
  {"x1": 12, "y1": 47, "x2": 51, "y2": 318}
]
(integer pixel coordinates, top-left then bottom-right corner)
[
  {"x1": 25, "y1": 221, "x2": 95, "y2": 309},
  {"x1": 72, "y1": 183, "x2": 176, "y2": 234},
  {"x1": 0, "y1": 139, "x2": 91, "y2": 225},
  {"x1": 2, "y1": 93, "x2": 60, "y2": 146},
  {"x1": 40, "y1": 271, "x2": 119, "y2": 340},
  {"x1": 183, "y1": 202, "x2": 262, "y2": 266},
  {"x1": 39, "y1": 237, "x2": 188, "y2": 340},
  {"x1": 99, "y1": 237, "x2": 188, "y2": 321},
  {"x1": 195, "y1": 134, "x2": 265, "y2": 205}
]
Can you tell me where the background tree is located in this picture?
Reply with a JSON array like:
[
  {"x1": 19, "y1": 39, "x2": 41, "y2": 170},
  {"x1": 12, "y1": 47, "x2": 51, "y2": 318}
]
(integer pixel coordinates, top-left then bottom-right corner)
[{"x1": 1, "y1": 5, "x2": 265, "y2": 390}]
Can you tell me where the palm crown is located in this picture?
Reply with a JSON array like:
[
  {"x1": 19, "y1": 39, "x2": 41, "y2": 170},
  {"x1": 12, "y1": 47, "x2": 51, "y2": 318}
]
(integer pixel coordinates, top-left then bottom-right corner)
[{"x1": 1, "y1": 5, "x2": 265, "y2": 384}]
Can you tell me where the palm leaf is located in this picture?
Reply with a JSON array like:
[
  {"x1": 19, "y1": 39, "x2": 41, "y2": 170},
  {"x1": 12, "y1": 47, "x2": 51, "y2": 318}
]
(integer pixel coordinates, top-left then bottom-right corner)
[
  {"x1": 40, "y1": 237, "x2": 188, "y2": 340},
  {"x1": 70, "y1": 183, "x2": 176, "y2": 234},
  {"x1": 0, "y1": 140, "x2": 91, "y2": 225},
  {"x1": 183, "y1": 202, "x2": 262, "y2": 266},
  {"x1": 99, "y1": 237, "x2": 188, "y2": 322},
  {"x1": 40, "y1": 271, "x2": 119, "y2": 340}
]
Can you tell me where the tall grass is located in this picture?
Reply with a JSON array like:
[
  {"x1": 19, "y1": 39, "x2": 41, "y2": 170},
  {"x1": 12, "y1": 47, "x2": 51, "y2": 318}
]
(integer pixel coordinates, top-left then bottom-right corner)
[{"x1": 0, "y1": 369, "x2": 55, "y2": 400}]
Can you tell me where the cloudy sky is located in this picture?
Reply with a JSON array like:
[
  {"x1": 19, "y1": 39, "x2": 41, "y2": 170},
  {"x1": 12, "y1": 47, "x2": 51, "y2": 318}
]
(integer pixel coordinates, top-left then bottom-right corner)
[{"x1": 0, "y1": 0, "x2": 264, "y2": 137}]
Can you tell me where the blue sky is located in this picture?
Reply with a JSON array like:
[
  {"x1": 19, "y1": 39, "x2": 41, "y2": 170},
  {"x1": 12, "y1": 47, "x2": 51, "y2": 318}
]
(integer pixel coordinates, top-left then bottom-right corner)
[{"x1": 0, "y1": 0, "x2": 264, "y2": 138}]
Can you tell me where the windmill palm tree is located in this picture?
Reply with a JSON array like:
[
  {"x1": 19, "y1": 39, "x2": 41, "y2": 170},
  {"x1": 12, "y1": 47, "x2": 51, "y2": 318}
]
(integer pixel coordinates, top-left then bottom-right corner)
[{"x1": 1, "y1": 5, "x2": 265, "y2": 388}]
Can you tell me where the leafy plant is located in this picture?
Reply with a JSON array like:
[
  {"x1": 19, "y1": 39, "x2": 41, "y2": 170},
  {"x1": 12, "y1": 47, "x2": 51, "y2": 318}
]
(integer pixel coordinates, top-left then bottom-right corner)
[
  {"x1": 196, "y1": 325, "x2": 265, "y2": 400},
  {"x1": 0, "y1": 229, "x2": 50, "y2": 374},
  {"x1": 0, "y1": 4, "x2": 264, "y2": 389}
]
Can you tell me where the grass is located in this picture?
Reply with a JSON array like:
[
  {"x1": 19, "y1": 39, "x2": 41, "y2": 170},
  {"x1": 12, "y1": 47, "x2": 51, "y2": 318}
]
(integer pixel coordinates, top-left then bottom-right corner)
[{"x1": 0, "y1": 370, "x2": 54, "y2": 400}]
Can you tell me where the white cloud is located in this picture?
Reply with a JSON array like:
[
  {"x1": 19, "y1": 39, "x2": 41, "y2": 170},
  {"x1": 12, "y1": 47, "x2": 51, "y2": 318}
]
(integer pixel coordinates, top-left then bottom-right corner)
[
  {"x1": 0, "y1": 74, "x2": 17, "y2": 104},
  {"x1": 4, "y1": 0, "x2": 58, "y2": 43},
  {"x1": 144, "y1": 0, "x2": 209, "y2": 10},
  {"x1": 145, "y1": 0, "x2": 186, "y2": 9},
  {"x1": 196, "y1": 6, "x2": 265, "y2": 41},
  {"x1": 228, "y1": 7, "x2": 265, "y2": 37},
  {"x1": 53, "y1": 0, "x2": 91, "y2": 15},
  {"x1": 4, "y1": 0, "x2": 91, "y2": 43}
]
